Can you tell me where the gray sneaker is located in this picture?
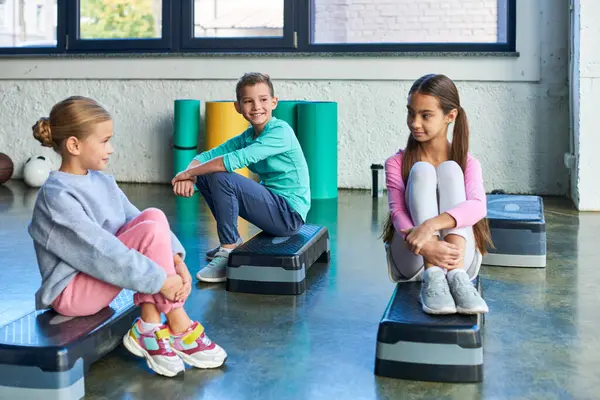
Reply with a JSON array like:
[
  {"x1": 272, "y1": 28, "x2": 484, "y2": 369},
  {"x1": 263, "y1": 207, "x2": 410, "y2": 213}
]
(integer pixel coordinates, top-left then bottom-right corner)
[
  {"x1": 448, "y1": 270, "x2": 489, "y2": 314},
  {"x1": 419, "y1": 268, "x2": 457, "y2": 315},
  {"x1": 197, "y1": 250, "x2": 230, "y2": 283},
  {"x1": 206, "y1": 237, "x2": 243, "y2": 260}
]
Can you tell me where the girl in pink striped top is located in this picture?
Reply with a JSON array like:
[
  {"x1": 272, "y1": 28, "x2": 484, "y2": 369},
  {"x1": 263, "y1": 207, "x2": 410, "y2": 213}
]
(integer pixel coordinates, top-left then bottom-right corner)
[{"x1": 382, "y1": 74, "x2": 492, "y2": 315}]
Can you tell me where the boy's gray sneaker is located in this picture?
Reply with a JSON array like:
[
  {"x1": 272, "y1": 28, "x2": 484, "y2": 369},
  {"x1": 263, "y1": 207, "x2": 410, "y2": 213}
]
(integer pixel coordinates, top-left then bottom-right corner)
[
  {"x1": 448, "y1": 270, "x2": 489, "y2": 314},
  {"x1": 205, "y1": 237, "x2": 243, "y2": 260},
  {"x1": 205, "y1": 246, "x2": 219, "y2": 261},
  {"x1": 197, "y1": 250, "x2": 230, "y2": 283},
  {"x1": 419, "y1": 268, "x2": 457, "y2": 315}
]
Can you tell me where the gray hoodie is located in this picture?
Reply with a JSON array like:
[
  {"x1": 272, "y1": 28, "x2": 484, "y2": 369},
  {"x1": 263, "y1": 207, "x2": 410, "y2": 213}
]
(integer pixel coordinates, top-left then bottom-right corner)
[{"x1": 28, "y1": 170, "x2": 185, "y2": 309}]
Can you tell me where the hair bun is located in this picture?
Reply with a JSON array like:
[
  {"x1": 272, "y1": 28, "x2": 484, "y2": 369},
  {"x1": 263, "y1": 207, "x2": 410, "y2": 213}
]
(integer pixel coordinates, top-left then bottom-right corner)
[{"x1": 32, "y1": 117, "x2": 53, "y2": 148}]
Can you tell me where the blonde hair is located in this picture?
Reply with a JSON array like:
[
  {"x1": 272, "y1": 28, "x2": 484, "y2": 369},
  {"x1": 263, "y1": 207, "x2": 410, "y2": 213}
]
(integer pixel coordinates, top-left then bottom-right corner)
[{"x1": 32, "y1": 96, "x2": 111, "y2": 150}]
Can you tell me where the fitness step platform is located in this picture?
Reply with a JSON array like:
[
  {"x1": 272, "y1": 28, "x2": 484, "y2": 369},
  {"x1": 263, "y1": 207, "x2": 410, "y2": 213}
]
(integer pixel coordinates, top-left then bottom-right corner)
[
  {"x1": 484, "y1": 194, "x2": 546, "y2": 268},
  {"x1": 0, "y1": 290, "x2": 138, "y2": 400},
  {"x1": 375, "y1": 278, "x2": 484, "y2": 383},
  {"x1": 227, "y1": 224, "x2": 330, "y2": 295}
]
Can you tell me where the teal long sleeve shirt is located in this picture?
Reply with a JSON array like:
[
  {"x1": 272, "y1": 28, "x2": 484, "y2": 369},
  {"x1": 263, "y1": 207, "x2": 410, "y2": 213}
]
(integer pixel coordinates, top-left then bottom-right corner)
[{"x1": 194, "y1": 117, "x2": 311, "y2": 221}]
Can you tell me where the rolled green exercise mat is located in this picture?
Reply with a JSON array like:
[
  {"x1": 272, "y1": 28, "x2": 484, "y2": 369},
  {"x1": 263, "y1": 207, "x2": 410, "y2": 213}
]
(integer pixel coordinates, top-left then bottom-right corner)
[
  {"x1": 297, "y1": 101, "x2": 338, "y2": 200},
  {"x1": 175, "y1": 194, "x2": 199, "y2": 238},
  {"x1": 273, "y1": 100, "x2": 306, "y2": 134},
  {"x1": 173, "y1": 99, "x2": 200, "y2": 175},
  {"x1": 173, "y1": 99, "x2": 200, "y2": 149},
  {"x1": 173, "y1": 148, "x2": 198, "y2": 175},
  {"x1": 306, "y1": 198, "x2": 338, "y2": 287}
]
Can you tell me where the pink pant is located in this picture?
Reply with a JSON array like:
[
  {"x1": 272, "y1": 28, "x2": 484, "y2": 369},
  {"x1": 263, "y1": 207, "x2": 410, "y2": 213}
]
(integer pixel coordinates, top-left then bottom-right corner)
[{"x1": 52, "y1": 208, "x2": 184, "y2": 317}]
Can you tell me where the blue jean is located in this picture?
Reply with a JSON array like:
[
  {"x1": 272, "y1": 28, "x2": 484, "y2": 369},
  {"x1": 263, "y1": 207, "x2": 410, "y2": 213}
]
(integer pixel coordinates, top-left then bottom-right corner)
[{"x1": 196, "y1": 172, "x2": 304, "y2": 245}]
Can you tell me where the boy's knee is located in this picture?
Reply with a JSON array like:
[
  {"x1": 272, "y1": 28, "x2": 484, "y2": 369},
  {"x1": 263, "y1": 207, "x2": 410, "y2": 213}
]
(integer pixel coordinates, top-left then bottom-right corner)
[
  {"x1": 199, "y1": 171, "x2": 230, "y2": 186},
  {"x1": 211, "y1": 171, "x2": 232, "y2": 183}
]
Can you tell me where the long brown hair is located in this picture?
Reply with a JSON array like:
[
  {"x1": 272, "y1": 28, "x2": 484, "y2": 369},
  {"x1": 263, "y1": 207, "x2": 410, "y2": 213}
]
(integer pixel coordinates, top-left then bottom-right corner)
[{"x1": 382, "y1": 74, "x2": 493, "y2": 255}]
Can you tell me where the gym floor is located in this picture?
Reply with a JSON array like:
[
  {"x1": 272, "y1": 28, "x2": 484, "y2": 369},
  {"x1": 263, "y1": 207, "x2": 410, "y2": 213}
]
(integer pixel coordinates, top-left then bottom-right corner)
[{"x1": 0, "y1": 180, "x2": 598, "y2": 400}]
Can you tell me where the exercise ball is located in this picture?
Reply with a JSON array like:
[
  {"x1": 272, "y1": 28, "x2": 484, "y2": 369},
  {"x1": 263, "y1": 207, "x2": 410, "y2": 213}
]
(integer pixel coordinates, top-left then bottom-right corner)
[
  {"x1": 24, "y1": 156, "x2": 51, "y2": 187},
  {"x1": 0, "y1": 153, "x2": 14, "y2": 185}
]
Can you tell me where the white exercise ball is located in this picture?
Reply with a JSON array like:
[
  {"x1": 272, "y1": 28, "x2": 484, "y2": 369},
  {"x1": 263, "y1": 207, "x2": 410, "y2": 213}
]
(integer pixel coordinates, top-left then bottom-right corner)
[{"x1": 23, "y1": 156, "x2": 52, "y2": 187}]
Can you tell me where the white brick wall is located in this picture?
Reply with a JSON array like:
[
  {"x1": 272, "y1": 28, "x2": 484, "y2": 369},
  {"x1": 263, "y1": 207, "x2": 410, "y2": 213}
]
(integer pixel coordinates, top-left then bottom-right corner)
[{"x1": 314, "y1": 0, "x2": 500, "y2": 44}]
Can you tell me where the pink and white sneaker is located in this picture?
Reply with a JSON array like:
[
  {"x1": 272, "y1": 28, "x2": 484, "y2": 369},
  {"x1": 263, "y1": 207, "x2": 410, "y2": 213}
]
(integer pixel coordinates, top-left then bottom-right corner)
[
  {"x1": 123, "y1": 319, "x2": 185, "y2": 377},
  {"x1": 169, "y1": 321, "x2": 227, "y2": 368}
]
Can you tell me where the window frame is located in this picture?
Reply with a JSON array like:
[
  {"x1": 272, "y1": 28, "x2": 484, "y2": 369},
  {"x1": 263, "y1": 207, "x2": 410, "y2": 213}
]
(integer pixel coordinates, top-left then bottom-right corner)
[
  {"x1": 65, "y1": 0, "x2": 175, "y2": 53},
  {"x1": 0, "y1": 0, "x2": 517, "y2": 55},
  {"x1": 180, "y1": 0, "x2": 296, "y2": 52},
  {"x1": 0, "y1": 0, "x2": 67, "y2": 55},
  {"x1": 296, "y1": 0, "x2": 517, "y2": 53}
]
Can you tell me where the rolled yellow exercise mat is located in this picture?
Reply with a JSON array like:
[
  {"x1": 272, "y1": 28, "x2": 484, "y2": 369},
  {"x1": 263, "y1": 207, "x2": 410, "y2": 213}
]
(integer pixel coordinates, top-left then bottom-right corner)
[{"x1": 205, "y1": 101, "x2": 250, "y2": 178}]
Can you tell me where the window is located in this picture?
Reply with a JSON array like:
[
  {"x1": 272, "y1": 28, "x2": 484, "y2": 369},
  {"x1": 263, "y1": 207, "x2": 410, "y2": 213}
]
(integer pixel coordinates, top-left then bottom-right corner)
[
  {"x1": 299, "y1": 0, "x2": 515, "y2": 52},
  {"x1": 0, "y1": 0, "x2": 515, "y2": 55},
  {"x1": 79, "y1": 0, "x2": 162, "y2": 39},
  {"x1": 193, "y1": 0, "x2": 284, "y2": 38},
  {"x1": 0, "y1": 0, "x2": 59, "y2": 50},
  {"x1": 66, "y1": 0, "x2": 172, "y2": 51},
  {"x1": 181, "y1": 0, "x2": 295, "y2": 51}
]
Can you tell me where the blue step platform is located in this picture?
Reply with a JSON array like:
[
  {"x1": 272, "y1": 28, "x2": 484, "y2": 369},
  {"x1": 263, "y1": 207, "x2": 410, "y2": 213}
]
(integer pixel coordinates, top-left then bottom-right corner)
[
  {"x1": 375, "y1": 279, "x2": 484, "y2": 383},
  {"x1": 0, "y1": 290, "x2": 138, "y2": 400},
  {"x1": 483, "y1": 194, "x2": 546, "y2": 268},
  {"x1": 226, "y1": 224, "x2": 330, "y2": 295}
]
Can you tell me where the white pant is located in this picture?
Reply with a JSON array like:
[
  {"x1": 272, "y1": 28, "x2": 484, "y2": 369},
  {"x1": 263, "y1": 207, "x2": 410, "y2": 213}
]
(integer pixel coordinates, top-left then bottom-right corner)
[{"x1": 386, "y1": 161, "x2": 482, "y2": 282}]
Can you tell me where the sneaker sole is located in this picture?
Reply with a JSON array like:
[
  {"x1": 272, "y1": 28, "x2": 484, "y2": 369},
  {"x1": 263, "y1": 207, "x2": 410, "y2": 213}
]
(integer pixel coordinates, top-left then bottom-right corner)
[
  {"x1": 122, "y1": 333, "x2": 185, "y2": 378},
  {"x1": 173, "y1": 348, "x2": 227, "y2": 369},
  {"x1": 421, "y1": 303, "x2": 457, "y2": 315},
  {"x1": 196, "y1": 274, "x2": 226, "y2": 283},
  {"x1": 419, "y1": 294, "x2": 457, "y2": 315},
  {"x1": 456, "y1": 306, "x2": 489, "y2": 315}
]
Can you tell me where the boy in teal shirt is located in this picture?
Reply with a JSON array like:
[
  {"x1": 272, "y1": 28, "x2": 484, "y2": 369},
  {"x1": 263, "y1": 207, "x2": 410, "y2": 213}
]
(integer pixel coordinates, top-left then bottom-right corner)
[{"x1": 172, "y1": 72, "x2": 311, "y2": 283}]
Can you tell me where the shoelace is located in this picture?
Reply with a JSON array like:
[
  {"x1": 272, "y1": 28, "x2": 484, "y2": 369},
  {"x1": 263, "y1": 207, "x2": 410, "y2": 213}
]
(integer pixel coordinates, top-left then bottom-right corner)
[
  {"x1": 451, "y1": 277, "x2": 477, "y2": 296},
  {"x1": 208, "y1": 255, "x2": 229, "y2": 268},
  {"x1": 158, "y1": 336, "x2": 174, "y2": 353},
  {"x1": 200, "y1": 334, "x2": 212, "y2": 346},
  {"x1": 424, "y1": 278, "x2": 449, "y2": 295}
]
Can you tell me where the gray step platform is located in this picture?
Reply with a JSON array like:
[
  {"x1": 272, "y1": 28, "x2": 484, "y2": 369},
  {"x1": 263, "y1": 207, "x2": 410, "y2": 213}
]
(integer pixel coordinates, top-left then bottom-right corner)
[
  {"x1": 226, "y1": 224, "x2": 330, "y2": 295},
  {"x1": 483, "y1": 194, "x2": 546, "y2": 268},
  {"x1": 0, "y1": 290, "x2": 138, "y2": 400},
  {"x1": 375, "y1": 279, "x2": 483, "y2": 383}
]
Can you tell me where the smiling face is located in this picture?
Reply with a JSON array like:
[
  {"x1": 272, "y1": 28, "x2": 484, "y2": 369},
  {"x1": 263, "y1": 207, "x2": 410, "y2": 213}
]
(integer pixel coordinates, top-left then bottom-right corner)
[
  {"x1": 406, "y1": 92, "x2": 456, "y2": 143},
  {"x1": 235, "y1": 82, "x2": 278, "y2": 131},
  {"x1": 76, "y1": 120, "x2": 114, "y2": 171}
]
